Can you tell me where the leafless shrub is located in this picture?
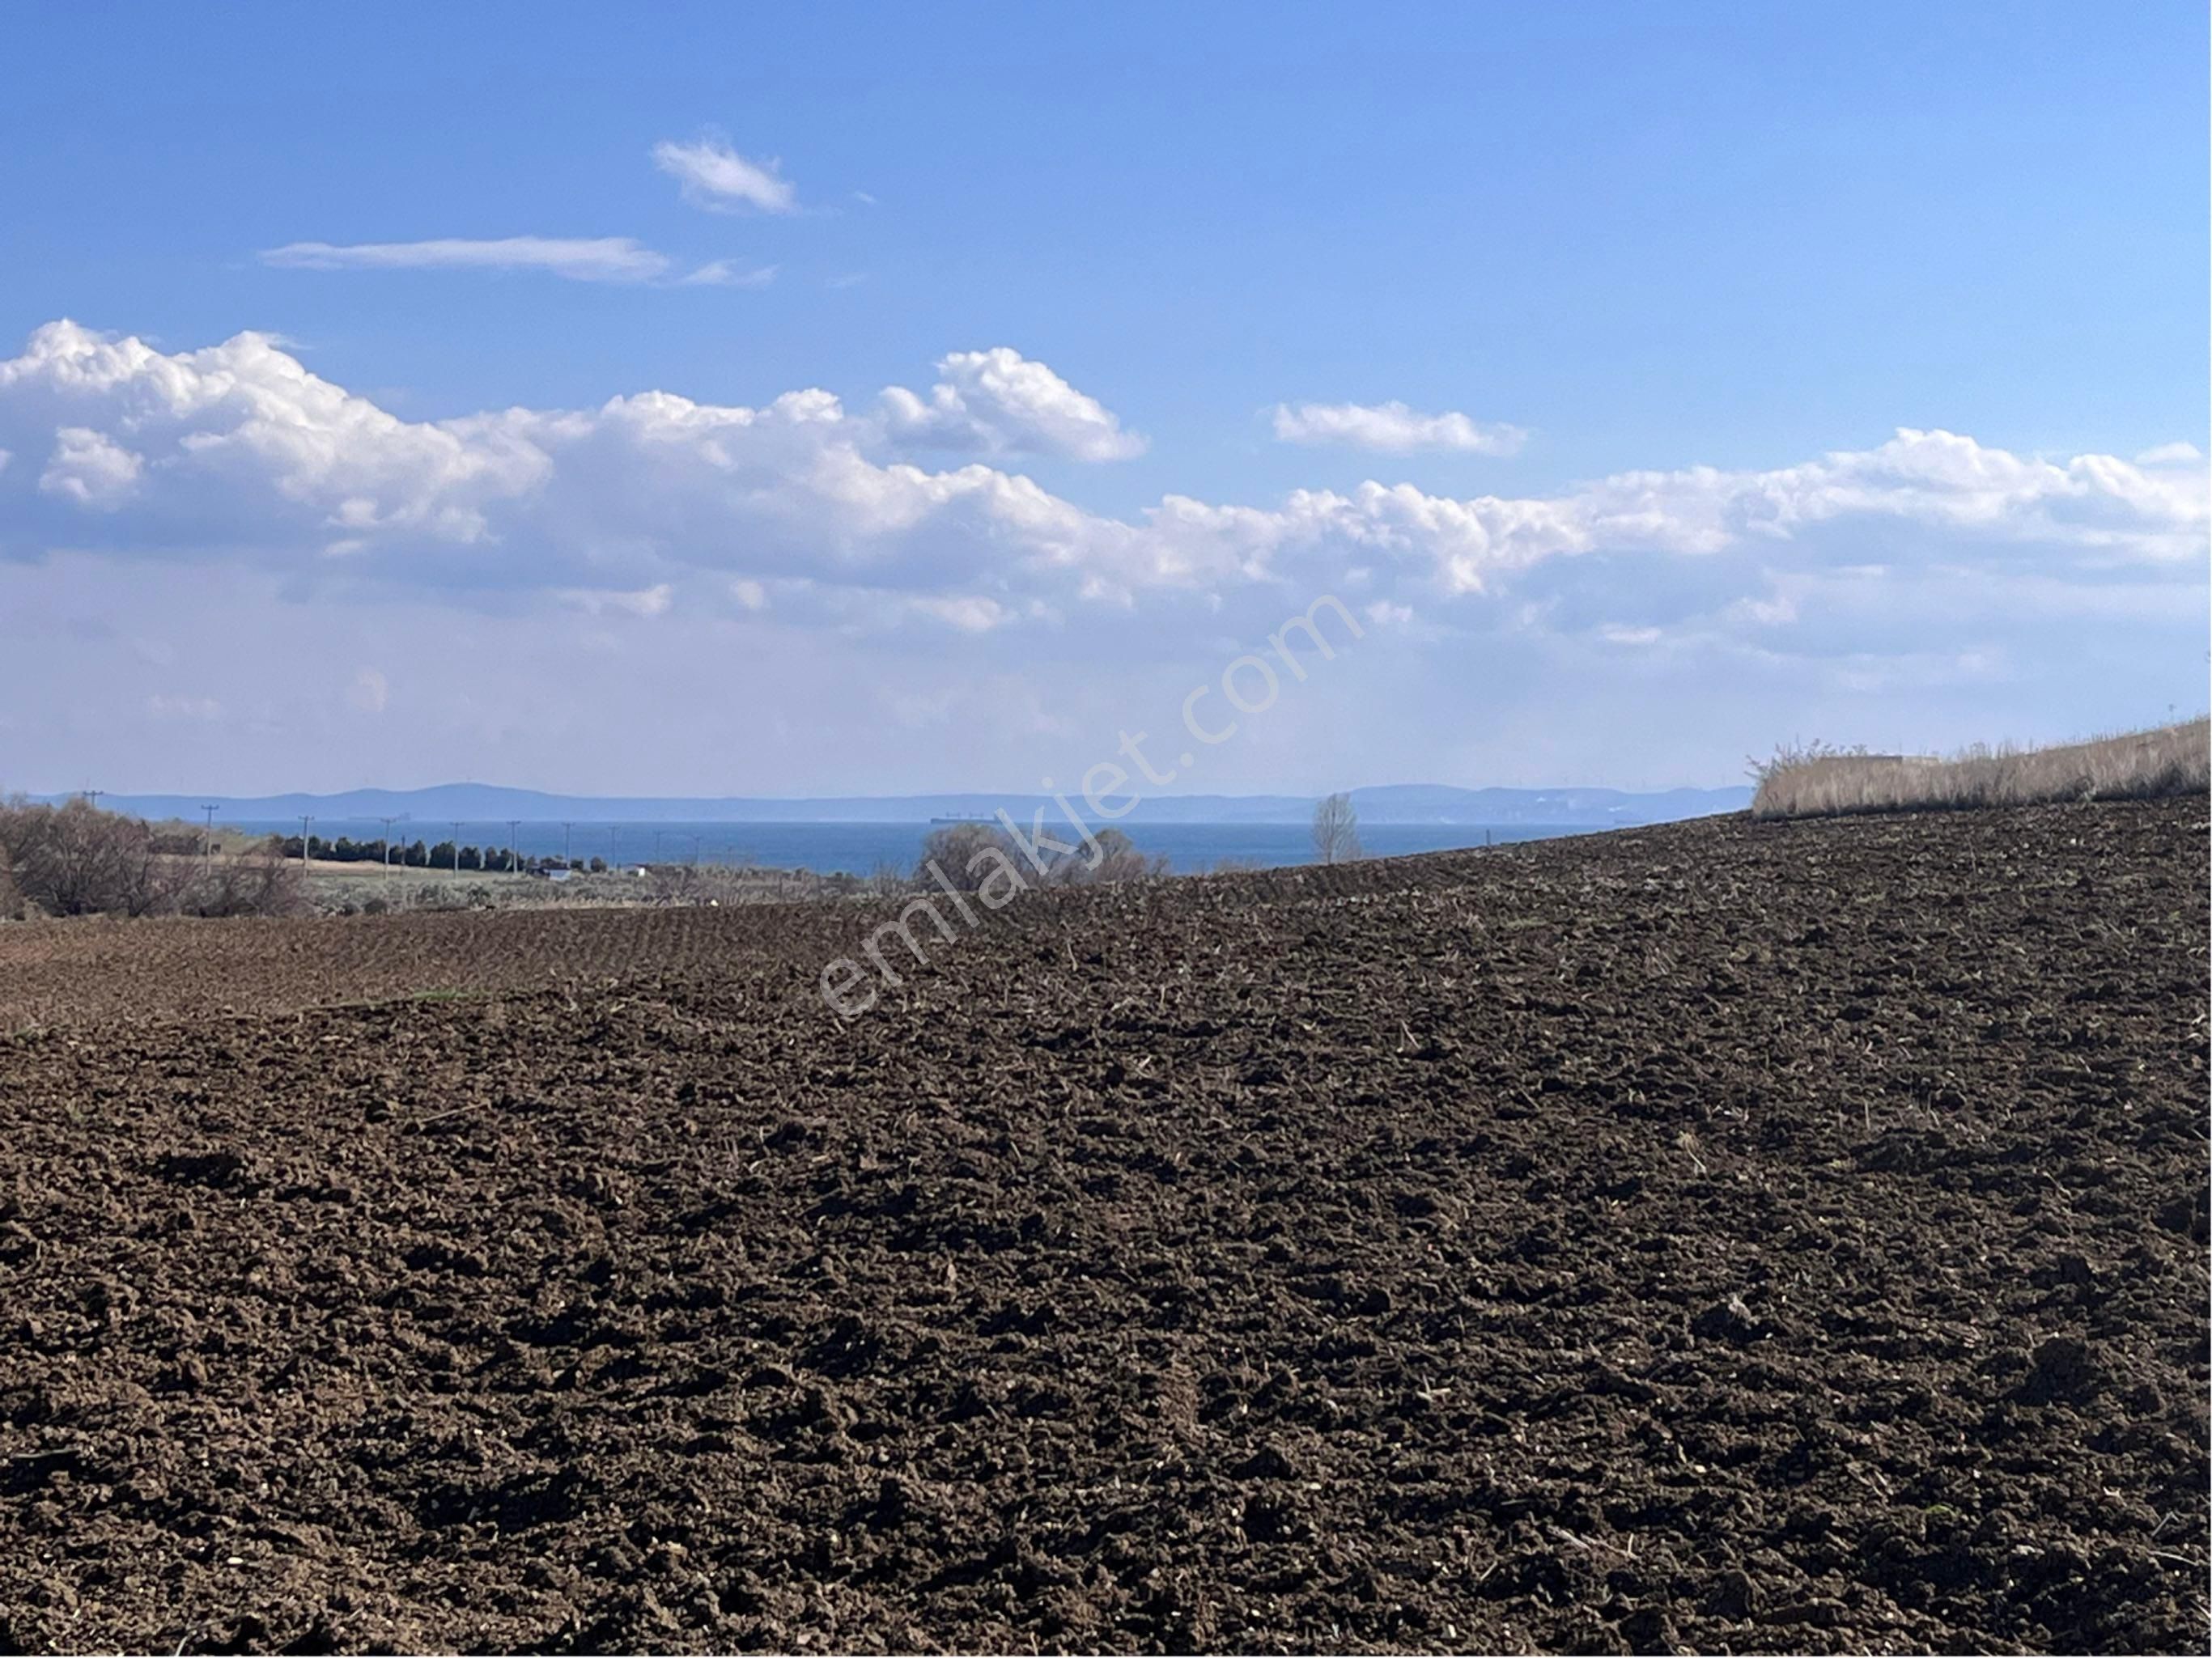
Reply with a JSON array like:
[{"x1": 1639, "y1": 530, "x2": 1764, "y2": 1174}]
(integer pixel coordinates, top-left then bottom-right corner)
[
  {"x1": 645, "y1": 861, "x2": 704, "y2": 902},
  {"x1": 1312, "y1": 791, "x2": 1363, "y2": 863},
  {"x1": 0, "y1": 797, "x2": 304, "y2": 918},
  {"x1": 0, "y1": 797, "x2": 178, "y2": 916},
  {"x1": 916, "y1": 823, "x2": 1018, "y2": 892},
  {"x1": 175, "y1": 848, "x2": 308, "y2": 918},
  {"x1": 1051, "y1": 826, "x2": 1170, "y2": 885},
  {"x1": 917, "y1": 821, "x2": 1167, "y2": 891},
  {"x1": 644, "y1": 860, "x2": 819, "y2": 906},
  {"x1": 1750, "y1": 718, "x2": 2210, "y2": 820}
]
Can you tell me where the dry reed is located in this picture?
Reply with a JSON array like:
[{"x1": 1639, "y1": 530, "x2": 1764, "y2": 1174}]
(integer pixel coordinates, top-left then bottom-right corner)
[{"x1": 1749, "y1": 718, "x2": 2209, "y2": 820}]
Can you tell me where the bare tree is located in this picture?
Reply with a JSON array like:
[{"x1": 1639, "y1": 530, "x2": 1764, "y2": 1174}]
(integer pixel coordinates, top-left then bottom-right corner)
[
  {"x1": 915, "y1": 822, "x2": 1018, "y2": 892},
  {"x1": 0, "y1": 797, "x2": 178, "y2": 916},
  {"x1": 1047, "y1": 827, "x2": 1169, "y2": 885},
  {"x1": 0, "y1": 797, "x2": 303, "y2": 918},
  {"x1": 177, "y1": 847, "x2": 308, "y2": 918},
  {"x1": 1311, "y1": 791, "x2": 1362, "y2": 864},
  {"x1": 915, "y1": 821, "x2": 1168, "y2": 893}
]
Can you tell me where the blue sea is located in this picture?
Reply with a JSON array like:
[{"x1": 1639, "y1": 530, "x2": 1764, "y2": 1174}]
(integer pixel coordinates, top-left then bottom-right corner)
[{"x1": 229, "y1": 818, "x2": 1595, "y2": 876}]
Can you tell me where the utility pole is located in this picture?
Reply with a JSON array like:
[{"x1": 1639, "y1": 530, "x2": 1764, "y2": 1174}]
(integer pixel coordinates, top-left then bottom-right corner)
[
  {"x1": 652, "y1": 828, "x2": 664, "y2": 865},
  {"x1": 201, "y1": 804, "x2": 219, "y2": 861},
  {"x1": 561, "y1": 821, "x2": 573, "y2": 871},
  {"x1": 690, "y1": 833, "x2": 701, "y2": 868},
  {"x1": 379, "y1": 815, "x2": 399, "y2": 874},
  {"x1": 298, "y1": 815, "x2": 313, "y2": 867},
  {"x1": 451, "y1": 822, "x2": 463, "y2": 875},
  {"x1": 81, "y1": 788, "x2": 104, "y2": 808},
  {"x1": 507, "y1": 819, "x2": 521, "y2": 876}
]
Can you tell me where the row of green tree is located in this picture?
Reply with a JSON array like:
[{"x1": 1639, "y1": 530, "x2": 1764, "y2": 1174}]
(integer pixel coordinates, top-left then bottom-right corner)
[{"x1": 278, "y1": 835, "x2": 609, "y2": 874}]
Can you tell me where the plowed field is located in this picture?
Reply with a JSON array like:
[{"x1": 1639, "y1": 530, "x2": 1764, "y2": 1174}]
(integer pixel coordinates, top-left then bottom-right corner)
[{"x1": 0, "y1": 799, "x2": 2205, "y2": 1652}]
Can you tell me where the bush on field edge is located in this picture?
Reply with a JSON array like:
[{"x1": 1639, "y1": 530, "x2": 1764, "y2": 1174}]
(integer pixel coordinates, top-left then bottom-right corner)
[{"x1": 0, "y1": 795, "x2": 306, "y2": 920}]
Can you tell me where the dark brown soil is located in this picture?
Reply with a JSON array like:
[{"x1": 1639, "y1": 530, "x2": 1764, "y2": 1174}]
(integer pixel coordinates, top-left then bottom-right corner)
[{"x1": 1, "y1": 800, "x2": 2205, "y2": 1653}]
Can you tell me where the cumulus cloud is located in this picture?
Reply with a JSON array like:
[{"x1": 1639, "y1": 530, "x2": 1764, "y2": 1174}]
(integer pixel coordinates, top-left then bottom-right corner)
[
  {"x1": 877, "y1": 348, "x2": 1147, "y2": 462},
  {"x1": 40, "y1": 426, "x2": 143, "y2": 507},
  {"x1": 1273, "y1": 400, "x2": 1526, "y2": 456},
  {"x1": 1, "y1": 321, "x2": 2200, "y2": 648},
  {"x1": 0, "y1": 321, "x2": 553, "y2": 554},
  {"x1": 261, "y1": 236, "x2": 732, "y2": 287},
  {"x1": 2136, "y1": 440, "x2": 2203, "y2": 467},
  {"x1": 652, "y1": 137, "x2": 797, "y2": 214}
]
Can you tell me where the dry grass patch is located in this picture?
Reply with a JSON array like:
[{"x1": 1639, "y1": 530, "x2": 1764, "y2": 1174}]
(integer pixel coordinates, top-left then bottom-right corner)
[{"x1": 1751, "y1": 718, "x2": 2209, "y2": 820}]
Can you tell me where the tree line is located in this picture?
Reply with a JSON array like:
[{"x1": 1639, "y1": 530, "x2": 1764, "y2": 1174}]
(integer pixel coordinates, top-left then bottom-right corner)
[{"x1": 278, "y1": 834, "x2": 609, "y2": 874}]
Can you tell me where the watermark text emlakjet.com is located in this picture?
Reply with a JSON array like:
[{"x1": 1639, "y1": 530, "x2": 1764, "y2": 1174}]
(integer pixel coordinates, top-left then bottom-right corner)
[{"x1": 820, "y1": 593, "x2": 1365, "y2": 1017}]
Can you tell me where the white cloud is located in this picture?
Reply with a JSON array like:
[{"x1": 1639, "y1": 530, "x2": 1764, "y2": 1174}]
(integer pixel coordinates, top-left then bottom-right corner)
[
  {"x1": 1273, "y1": 401, "x2": 1526, "y2": 456},
  {"x1": 1364, "y1": 600, "x2": 1416, "y2": 629},
  {"x1": 910, "y1": 595, "x2": 1009, "y2": 632},
  {"x1": 2136, "y1": 440, "x2": 2203, "y2": 467},
  {"x1": 652, "y1": 137, "x2": 797, "y2": 214},
  {"x1": 878, "y1": 348, "x2": 1146, "y2": 462},
  {"x1": 1722, "y1": 591, "x2": 1799, "y2": 628},
  {"x1": 40, "y1": 426, "x2": 143, "y2": 507},
  {"x1": 679, "y1": 260, "x2": 777, "y2": 289},
  {"x1": 0, "y1": 321, "x2": 552, "y2": 550},
  {"x1": 557, "y1": 583, "x2": 674, "y2": 619},
  {"x1": 1, "y1": 322, "x2": 2201, "y2": 652},
  {"x1": 346, "y1": 667, "x2": 389, "y2": 714},
  {"x1": 261, "y1": 236, "x2": 722, "y2": 286}
]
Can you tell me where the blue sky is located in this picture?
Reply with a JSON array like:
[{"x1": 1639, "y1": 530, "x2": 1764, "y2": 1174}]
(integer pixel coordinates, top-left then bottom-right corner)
[{"x1": 1, "y1": 2, "x2": 2204, "y2": 796}]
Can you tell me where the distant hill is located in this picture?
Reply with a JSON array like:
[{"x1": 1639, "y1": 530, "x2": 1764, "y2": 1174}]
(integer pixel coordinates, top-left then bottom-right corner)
[{"x1": 53, "y1": 781, "x2": 1751, "y2": 829}]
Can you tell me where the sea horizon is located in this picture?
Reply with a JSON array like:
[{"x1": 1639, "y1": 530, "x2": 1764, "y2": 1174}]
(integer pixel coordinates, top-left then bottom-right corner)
[{"x1": 217, "y1": 816, "x2": 1604, "y2": 877}]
